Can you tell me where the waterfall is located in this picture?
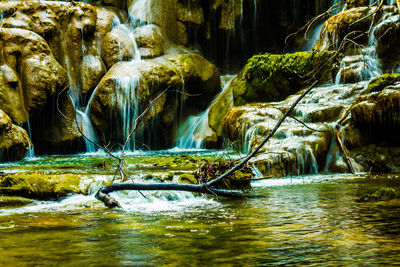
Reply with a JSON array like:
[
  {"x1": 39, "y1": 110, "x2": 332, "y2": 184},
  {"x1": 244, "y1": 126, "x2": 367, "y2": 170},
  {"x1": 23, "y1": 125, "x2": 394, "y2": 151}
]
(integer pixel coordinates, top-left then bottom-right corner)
[
  {"x1": 66, "y1": 11, "x2": 143, "y2": 153},
  {"x1": 112, "y1": 73, "x2": 141, "y2": 151},
  {"x1": 175, "y1": 109, "x2": 210, "y2": 149},
  {"x1": 25, "y1": 121, "x2": 35, "y2": 159},
  {"x1": 76, "y1": 110, "x2": 99, "y2": 153},
  {"x1": 174, "y1": 75, "x2": 235, "y2": 149},
  {"x1": 335, "y1": 9, "x2": 400, "y2": 84}
]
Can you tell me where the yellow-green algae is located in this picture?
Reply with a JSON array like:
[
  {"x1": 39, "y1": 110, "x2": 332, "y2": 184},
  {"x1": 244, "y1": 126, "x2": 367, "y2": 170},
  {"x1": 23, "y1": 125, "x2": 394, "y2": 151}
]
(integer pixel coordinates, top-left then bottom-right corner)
[
  {"x1": 0, "y1": 171, "x2": 84, "y2": 200},
  {"x1": 366, "y1": 73, "x2": 400, "y2": 93},
  {"x1": 0, "y1": 196, "x2": 32, "y2": 207}
]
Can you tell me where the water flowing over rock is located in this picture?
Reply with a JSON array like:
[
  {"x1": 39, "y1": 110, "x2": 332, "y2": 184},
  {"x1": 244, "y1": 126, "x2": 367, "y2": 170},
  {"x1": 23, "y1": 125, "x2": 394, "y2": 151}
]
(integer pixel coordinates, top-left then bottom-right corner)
[
  {"x1": 101, "y1": 25, "x2": 138, "y2": 68},
  {"x1": 209, "y1": 51, "x2": 340, "y2": 136},
  {"x1": 133, "y1": 24, "x2": 167, "y2": 59},
  {"x1": 89, "y1": 53, "x2": 220, "y2": 149}
]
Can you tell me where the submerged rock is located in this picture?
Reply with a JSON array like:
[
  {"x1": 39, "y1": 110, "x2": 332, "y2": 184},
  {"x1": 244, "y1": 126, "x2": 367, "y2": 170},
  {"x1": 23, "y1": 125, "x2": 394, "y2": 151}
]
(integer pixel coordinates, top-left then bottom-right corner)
[
  {"x1": 359, "y1": 187, "x2": 399, "y2": 202},
  {"x1": 0, "y1": 172, "x2": 86, "y2": 200},
  {"x1": 0, "y1": 110, "x2": 31, "y2": 161},
  {"x1": 0, "y1": 196, "x2": 33, "y2": 207}
]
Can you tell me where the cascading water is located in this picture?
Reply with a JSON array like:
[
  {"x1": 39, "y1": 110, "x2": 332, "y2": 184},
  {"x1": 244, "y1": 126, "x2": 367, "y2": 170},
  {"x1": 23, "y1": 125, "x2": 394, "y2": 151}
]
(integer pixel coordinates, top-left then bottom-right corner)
[
  {"x1": 175, "y1": 75, "x2": 235, "y2": 149},
  {"x1": 112, "y1": 73, "x2": 141, "y2": 151},
  {"x1": 335, "y1": 7, "x2": 400, "y2": 84}
]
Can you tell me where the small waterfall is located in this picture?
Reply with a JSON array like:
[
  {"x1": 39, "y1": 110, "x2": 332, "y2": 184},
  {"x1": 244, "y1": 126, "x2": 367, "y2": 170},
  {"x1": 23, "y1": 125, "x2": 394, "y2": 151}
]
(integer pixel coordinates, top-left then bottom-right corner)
[
  {"x1": 128, "y1": 0, "x2": 151, "y2": 28},
  {"x1": 175, "y1": 109, "x2": 210, "y2": 149},
  {"x1": 112, "y1": 73, "x2": 141, "y2": 151},
  {"x1": 334, "y1": 9, "x2": 400, "y2": 83},
  {"x1": 76, "y1": 110, "x2": 99, "y2": 153},
  {"x1": 174, "y1": 75, "x2": 235, "y2": 149},
  {"x1": 26, "y1": 121, "x2": 35, "y2": 158},
  {"x1": 303, "y1": 23, "x2": 323, "y2": 51}
]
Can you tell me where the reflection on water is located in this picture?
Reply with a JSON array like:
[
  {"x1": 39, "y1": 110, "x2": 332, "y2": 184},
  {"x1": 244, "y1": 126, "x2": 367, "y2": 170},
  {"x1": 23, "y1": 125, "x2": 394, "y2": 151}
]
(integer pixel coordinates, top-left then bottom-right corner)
[{"x1": 1, "y1": 174, "x2": 400, "y2": 265}]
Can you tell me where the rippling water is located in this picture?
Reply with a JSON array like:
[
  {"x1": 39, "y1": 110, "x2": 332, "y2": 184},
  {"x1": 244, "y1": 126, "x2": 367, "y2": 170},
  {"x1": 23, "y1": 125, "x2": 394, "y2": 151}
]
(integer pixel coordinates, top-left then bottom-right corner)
[{"x1": 1, "y1": 152, "x2": 400, "y2": 265}]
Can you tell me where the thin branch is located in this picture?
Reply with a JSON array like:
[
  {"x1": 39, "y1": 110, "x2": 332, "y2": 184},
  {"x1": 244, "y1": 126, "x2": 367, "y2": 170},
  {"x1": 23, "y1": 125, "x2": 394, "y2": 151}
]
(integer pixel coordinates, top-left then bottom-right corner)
[
  {"x1": 288, "y1": 114, "x2": 329, "y2": 133},
  {"x1": 205, "y1": 80, "x2": 319, "y2": 188}
]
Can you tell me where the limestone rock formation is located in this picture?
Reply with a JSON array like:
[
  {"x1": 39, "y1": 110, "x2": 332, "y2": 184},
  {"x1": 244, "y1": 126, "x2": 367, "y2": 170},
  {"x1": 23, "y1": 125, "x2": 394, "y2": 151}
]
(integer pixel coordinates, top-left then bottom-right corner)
[
  {"x1": 101, "y1": 25, "x2": 137, "y2": 69},
  {"x1": 0, "y1": 171, "x2": 86, "y2": 200},
  {"x1": 30, "y1": 93, "x2": 84, "y2": 155},
  {"x1": 0, "y1": 28, "x2": 68, "y2": 124},
  {"x1": 0, "y1": 1, "x2": 118, "y2": 100},
  {"x1": 133, "y1": 24, "x2": 167, "y2": 59},
  {"x1": 209, "y1": 51, "x2": 340, "y2": 136},
  {"x1": 313, "y1": 6, "x2": 378, "y2": 52},
  {"x1": 89, "y1": 53, "x2": 220, "y2": 148},
  {"x1": 0, "y1": 110, "x2": 31, "y2": 161}
]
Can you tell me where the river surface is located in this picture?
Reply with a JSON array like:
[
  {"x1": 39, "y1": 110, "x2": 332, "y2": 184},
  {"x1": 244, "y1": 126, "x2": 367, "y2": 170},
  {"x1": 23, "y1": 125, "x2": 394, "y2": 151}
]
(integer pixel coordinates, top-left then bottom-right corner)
[{"x1": 1, "y1": 151, "x2": 400, "y2": 265}]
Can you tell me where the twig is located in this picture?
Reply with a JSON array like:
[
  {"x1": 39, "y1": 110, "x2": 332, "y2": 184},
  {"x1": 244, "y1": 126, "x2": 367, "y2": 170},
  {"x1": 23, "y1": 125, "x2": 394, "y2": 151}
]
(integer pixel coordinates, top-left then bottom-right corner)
[
  {"x1": 335, "y1": 125, "x2": 355, "y2": 174},
  {"x1": 288, "y1": 114, "x2": 329, "y2": 133}
]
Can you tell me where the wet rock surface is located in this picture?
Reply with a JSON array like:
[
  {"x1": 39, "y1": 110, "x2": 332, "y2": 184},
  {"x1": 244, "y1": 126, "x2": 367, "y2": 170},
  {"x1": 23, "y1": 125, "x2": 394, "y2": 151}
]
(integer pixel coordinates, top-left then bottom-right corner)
[
  {"x1": 89, "y1": 53, "x2": 220, "y2": 149},
  {"x1": 0, "y1": 110, "x2": 31, "y2": 161}
]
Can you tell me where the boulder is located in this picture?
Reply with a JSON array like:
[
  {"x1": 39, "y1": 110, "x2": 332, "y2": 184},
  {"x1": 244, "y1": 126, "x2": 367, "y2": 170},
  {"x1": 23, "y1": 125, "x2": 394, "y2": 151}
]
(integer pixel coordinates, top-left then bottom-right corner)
[
  {"x1": 0, "y1": 171, "x2": 85, "y2": 200},
  {"x1": 209, "y1": 51, "x2": 340, "y2": 136},
  {"x1": 30, "y1": 93, "x2": 84, "y2": 155},
  {"x1": 0, "y1": 196, "x2": 33, "y2": 207},
  {"x1": 0, "y1": 109, "x2": 31, "y2": 162},
  {"x1": 374, "y1": 10, "x2": 400, "y2": 71},
  {"x1": 0, "y1": 1, "x2": 114, "y2": 101},
  {"x1": 0, "y1": 28, "x2": 68, "y2": 124},
  {"x1": 101, "y1": 25, "x2": 137, "y2": 69},
  {"x1": 133, "y1": 24, "x2": 167, "y2": 59},
  {"x1": 89, "y1": 53, "x2": 220, "y2": 148},
  {"x1": 351, "y1": 83, "x2": 400, "y2": 145},
  {"x1": 313, "y1": 6, "x2": 378, "y2": 52},
  {"x1": 82, "y1": 54, "x2": 107, "y2": 96}
]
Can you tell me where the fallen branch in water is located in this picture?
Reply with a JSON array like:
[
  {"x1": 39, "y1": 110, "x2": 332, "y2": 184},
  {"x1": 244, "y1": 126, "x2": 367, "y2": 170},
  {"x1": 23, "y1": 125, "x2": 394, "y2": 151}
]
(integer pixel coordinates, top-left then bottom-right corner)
[
  {"x1": 95, "y1": 80, "x2": 319, "y2": 207},
  {"x1": 96, "y1": 183, "x2": 264, "y2": 208}
]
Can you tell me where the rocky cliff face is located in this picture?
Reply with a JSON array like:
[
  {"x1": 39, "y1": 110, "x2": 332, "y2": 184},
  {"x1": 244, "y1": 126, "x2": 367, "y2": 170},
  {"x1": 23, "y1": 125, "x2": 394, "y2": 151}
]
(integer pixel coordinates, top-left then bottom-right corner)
[
  {"x1": 0, "y1": 0, "x2": 225, "y2": 158},
  {"x1": 207, "y1": 1, "x2": 400, "y2": 176}
]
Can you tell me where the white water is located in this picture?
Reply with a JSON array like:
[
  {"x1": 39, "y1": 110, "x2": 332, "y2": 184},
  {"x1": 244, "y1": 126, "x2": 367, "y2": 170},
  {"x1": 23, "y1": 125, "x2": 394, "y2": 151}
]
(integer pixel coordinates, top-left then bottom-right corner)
[
  {"x1": 113, "y1": 72, "x2": 141, "y2": 151},
  {"x1": 175, "y1": 108, "x2": 210, "y2": 149},
  {"x1": 174, "y1": 75, "x2": 235, "y2": 149},
  {"x1": 335, "y1": 8, "x2": 400, "y2": 83}
]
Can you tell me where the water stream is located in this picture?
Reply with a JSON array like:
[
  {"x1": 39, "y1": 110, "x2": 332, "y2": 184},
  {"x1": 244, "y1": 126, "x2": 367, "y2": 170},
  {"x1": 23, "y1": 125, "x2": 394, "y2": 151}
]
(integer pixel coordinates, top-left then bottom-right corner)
[{"x1": 1, "y1": 156, "x2": 399, "y2": 265}]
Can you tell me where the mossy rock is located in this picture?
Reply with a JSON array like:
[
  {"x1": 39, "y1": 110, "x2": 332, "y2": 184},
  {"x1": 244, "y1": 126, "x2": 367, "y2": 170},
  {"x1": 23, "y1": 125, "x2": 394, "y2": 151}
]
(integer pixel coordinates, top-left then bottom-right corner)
[
  {"x1": 0, "y1": 172, "x2": 85, "y2": 200},
  {"x1": 359, "y1": 187, "x2": 399, "y2": 202},
  {"x1": 366, "y1": 73, "x2": 400, "y2": 93},
  {"x1": 178, "y1": 173, "x2": 198, "y2": 184},
  {"x1": 0, "y1": 196, "x2": 33, "y2": 207},
  {"x1": 209, "y1": 51, "x2": 340, "y2": 136}
]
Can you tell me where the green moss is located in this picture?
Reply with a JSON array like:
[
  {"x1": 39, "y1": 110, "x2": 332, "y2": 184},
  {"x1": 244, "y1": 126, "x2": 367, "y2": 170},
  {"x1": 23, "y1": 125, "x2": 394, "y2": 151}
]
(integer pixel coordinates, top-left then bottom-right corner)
[
  {"x1": 0, "y1": 196, "x2": 32, "y2": 207},
  {"x1": 366, "y1": 73, "x2": 400, "y2": 93},
  {"x1": 0, "y1": 172, "x2": 83, "y2": 200},
  {"x1": 178, "y1": 173, "x2": 198, "y2": 184},
  {"x1": 234, "y1": 51, "x2": 340, "y2": 105}
]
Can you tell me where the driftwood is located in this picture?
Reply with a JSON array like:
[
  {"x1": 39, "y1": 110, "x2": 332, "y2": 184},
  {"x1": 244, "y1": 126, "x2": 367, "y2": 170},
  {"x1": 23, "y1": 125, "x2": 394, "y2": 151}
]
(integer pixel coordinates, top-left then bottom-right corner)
[{"x1": 95, "y1": 80, "x2": 319, "y2": 208}]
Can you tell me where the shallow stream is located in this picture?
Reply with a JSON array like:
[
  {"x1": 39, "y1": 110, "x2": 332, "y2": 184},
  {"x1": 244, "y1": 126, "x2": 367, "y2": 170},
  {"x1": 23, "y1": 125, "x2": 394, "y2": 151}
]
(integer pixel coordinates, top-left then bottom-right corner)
[{"x1": 1, "y1": 151, "x2": 400, "y2": 265}]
